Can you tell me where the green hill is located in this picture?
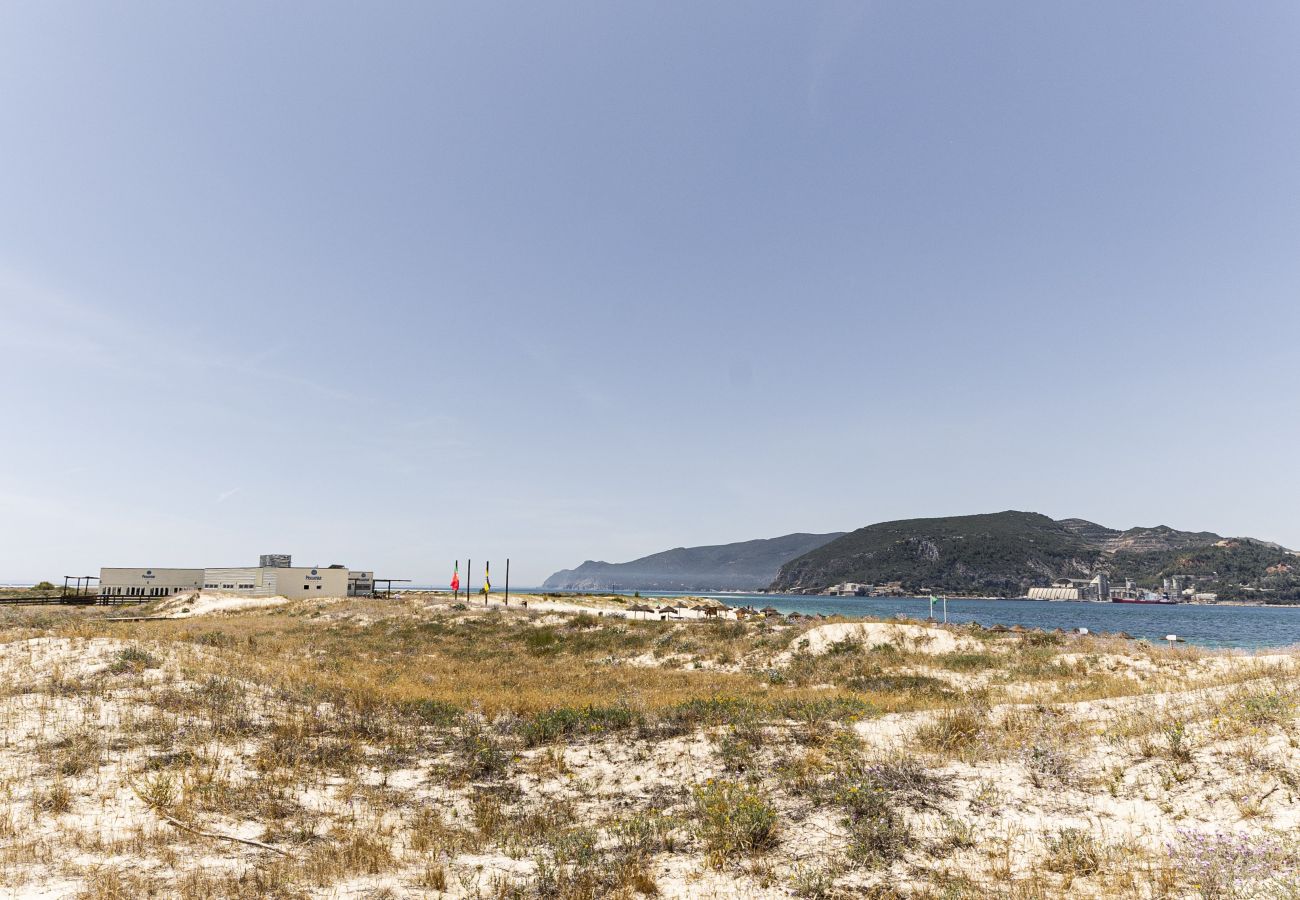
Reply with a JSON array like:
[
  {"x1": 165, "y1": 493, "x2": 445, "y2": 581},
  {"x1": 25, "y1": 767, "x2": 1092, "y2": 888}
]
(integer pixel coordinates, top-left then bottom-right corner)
[
  {"x1": 1110, "y1": 540, "x2": 1300, "y2": 602},
  {"x1": 772, "y1": 511, "x2": 1095, "y2": 596},
  {"x1": 770, "y1": 511, "x2": 1299, "y2": 600}
]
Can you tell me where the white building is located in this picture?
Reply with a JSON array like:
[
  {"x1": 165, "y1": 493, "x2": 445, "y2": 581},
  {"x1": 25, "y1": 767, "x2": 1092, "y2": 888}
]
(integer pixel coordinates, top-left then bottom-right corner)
[
  {"x1": 201, "y1": 565, "x2": 349, "y2": 600},
  {"x1": 99, "y1": 557, "x2": 353, "y2": 601},
  {"x1": 98, "y1": 568, "x2": 204, "y2": 600}
]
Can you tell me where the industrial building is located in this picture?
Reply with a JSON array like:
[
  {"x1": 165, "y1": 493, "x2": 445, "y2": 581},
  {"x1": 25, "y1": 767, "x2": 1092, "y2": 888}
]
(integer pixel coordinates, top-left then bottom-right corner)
[
  {"x1": 96, "y1": 568, "x2": 204, "y2": 600},
  {"x1": 98, "y1": 555, "x2": 372, "y2": 601},
  {"x1": 1027, "y1": 574, "x2": 1110, "y2": 602}
]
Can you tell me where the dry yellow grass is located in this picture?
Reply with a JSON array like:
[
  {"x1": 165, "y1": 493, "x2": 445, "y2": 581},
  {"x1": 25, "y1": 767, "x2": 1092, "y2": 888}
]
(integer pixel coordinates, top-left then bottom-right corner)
[{"x1": 0, "y1": 597, "x2": 1297, "y2": 898}]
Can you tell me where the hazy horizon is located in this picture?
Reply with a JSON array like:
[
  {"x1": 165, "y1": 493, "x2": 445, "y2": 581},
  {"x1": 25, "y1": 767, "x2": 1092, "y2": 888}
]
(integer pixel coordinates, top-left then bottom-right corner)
[{"x1": 4, "y1": 2, "x2": 1299, "y2": 586}]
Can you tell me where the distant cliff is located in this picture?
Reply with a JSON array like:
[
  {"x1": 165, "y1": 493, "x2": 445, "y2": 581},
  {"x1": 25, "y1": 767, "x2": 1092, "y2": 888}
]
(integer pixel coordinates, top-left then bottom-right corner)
[
  {"x1": 770, "y1": 511, "x2": 1298, "y2": 601},
  {"x1": 542, "y1": 532, "x2": 845, "y2": 592}
]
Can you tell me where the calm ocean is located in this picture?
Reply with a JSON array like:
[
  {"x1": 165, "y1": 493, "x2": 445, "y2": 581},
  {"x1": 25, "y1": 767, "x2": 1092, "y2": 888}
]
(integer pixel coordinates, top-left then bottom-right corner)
[{"x1": 475, "y1": 590, "x2": 1300, "y2": 650}]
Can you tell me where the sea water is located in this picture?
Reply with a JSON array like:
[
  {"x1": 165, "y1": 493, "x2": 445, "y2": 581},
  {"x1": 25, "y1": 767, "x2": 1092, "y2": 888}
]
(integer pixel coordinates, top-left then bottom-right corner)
[
  {"x1": 689, "y1": 594, "x2": 1300, "y2": 650},
  {"x1": 415, "y1": 587, "x2": 1300, "y2": 650}
]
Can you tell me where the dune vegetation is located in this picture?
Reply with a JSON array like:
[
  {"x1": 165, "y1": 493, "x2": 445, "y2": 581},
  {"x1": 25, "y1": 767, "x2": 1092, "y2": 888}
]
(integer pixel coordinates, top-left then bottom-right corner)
[{"x1": 1, "y1": 595, "x2": 1299, "y2": 898}]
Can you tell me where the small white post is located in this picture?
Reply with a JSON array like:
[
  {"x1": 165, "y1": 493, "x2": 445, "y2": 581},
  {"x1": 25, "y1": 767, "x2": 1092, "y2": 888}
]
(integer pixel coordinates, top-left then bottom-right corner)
[{"x1": 1166, "y1": 634, "x2": 1178, "y2": 647}]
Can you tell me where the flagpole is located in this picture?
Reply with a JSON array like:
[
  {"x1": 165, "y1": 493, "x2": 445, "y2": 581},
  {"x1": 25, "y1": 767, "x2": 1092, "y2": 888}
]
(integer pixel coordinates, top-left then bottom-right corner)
[
  {"x1": 467, "y1": 559, "x2": 471, "y2": 605},
  {"x1": 943, "y1": 596, "x2": 948, "y2": 624},
  {"x1": 454, "y1": 559, "x2": 458, "y2": 601},
  {"x1": 505, "y1": 558, "x2": 510, "y2": 606},
  {"x1": 484, "y1": 561, "x2": 490, "y2": 607}
]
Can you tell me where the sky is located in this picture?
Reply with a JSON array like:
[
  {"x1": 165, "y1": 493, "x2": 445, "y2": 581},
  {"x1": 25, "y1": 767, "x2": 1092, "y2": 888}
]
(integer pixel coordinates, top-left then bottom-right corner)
[{"x1": 2, "y1": 1, "x2": 1299, "y2": 586}]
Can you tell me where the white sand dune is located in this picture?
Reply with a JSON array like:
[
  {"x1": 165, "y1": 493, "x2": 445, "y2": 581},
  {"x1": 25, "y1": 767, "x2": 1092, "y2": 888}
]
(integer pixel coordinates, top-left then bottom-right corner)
[
  {"x1": 145, "y1": 591, "x2": 293, "y2": 618},
  {"x1": 782, "y1": 621, "x2": 980, "y2": 658}
]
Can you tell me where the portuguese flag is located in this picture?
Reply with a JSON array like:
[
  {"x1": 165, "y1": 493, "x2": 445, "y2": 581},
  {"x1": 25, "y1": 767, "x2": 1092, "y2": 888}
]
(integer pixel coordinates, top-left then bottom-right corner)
[{"x1": 450, "y1": 561, "x2": 460, "y2": 592}]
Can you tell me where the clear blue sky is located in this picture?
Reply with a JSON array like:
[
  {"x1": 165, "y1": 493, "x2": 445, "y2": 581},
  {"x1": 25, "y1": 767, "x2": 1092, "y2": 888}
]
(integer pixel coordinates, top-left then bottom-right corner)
[{"x1": 3, "y1": 2, "x2": 1298, "y2": 585}]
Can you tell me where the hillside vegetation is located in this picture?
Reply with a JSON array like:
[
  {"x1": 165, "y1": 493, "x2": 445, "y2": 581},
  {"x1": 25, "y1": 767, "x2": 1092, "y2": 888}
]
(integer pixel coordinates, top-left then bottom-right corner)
[{"x1": 772, "y1": 511, "x2": 1300, "y2": 600}]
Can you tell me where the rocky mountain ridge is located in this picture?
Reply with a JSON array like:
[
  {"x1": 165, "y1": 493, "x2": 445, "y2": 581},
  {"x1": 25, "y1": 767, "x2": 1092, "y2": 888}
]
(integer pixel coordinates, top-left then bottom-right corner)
[{"x1": 542, "y1": 532, "x2": 844, "y2": 592}]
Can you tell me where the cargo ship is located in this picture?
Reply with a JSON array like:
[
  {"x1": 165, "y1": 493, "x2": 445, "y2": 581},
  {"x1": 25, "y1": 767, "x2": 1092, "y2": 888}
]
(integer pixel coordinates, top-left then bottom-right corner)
[{"x1": 1111, "y1": 595, "x2": 1178, "y2": 605}]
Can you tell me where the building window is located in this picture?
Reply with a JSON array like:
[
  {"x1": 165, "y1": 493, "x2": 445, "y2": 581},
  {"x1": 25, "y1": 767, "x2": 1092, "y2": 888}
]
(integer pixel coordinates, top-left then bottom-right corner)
[{"x1": 303, "y1": 585, "x2": 309, "y2": 590}]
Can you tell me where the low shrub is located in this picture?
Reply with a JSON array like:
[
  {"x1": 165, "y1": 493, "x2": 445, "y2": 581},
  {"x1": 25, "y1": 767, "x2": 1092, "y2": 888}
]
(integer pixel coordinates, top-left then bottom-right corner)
[
  {"x1": 190, "y1": 631, "x2": 237, "y2": 649},
  {"x1": 401, "y1": 697, "x2": 463, "y2": 727},
  {"x1": 460, "y1": 721, "x2": 509, "y2": 779},
  {"x1": 1232, "y1": 689, "x2": 1294, "y2": 727},
  {"x1": 110, "y1": 646, "x2": 161, "y2": 675},
  {"x1": 938, "y1": 652, "x2": 998, "y2": 672},
  {"x1": 858, "y1": 757, "x2": 955, "y2": 810},
  {"x1": 837, "y1": 780, "x2": 911, "y2": 867},
  {"x1": 1024, "y1": 742, "x2": 1075, "y2": 787},
  {"x1": 1020, "y1": 631, "x2": 1064, "y2": 647},
  {"x1": 658, "y1": 697, "x2": 760, "y2": 734},
  {"x1": 692, "y1": 780, "x2": 780, "y2": 864},
  {"x1": 521, "y1": 704, "x2": 639, "y2": 746},
  {"x1": 34, "y1": 781, "x2": 73, "y2": 815},
  {"x1": 914, "y1": 705, "x2": 987, "y2": 756},
  {"x1": 847, "y1": 674, "x2": 955, "y2": 700},
  {"x1": 1043, "y1": 828, "x2": 1103, "y2": 875}
]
